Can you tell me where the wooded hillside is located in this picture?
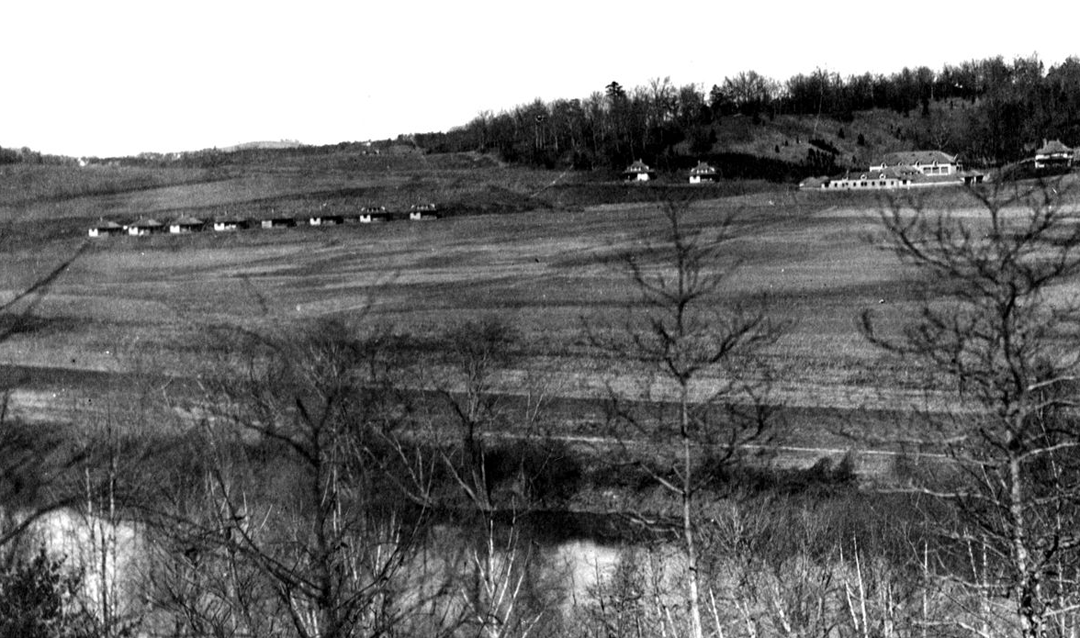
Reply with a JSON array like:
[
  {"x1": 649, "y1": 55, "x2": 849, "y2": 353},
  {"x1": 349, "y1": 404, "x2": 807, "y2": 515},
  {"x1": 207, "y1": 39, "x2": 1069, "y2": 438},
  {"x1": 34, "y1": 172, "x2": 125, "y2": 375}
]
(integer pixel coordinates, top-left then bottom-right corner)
[{"x1": 413, "y1": 55, "x2": 1080, "y2": 176}]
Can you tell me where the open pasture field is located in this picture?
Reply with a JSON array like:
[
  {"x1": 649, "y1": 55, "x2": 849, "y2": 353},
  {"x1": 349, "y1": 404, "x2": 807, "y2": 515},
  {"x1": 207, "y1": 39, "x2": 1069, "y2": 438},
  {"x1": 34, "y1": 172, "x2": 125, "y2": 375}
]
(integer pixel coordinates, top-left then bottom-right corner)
[
  {"x1": 4, "y1": 154, "x2": 1080, "y2": 471},
  {"x1": 0, "y1": 190, "x2": 906, "y2": 375}
]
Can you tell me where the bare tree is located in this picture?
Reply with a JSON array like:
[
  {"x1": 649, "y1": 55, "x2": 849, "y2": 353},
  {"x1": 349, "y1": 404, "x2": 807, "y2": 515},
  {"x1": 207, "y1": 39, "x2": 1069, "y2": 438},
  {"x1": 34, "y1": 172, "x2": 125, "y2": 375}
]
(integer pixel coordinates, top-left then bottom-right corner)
[
  {"x1": 426, "y1": 317, "x2": 567, "y2": 638},
  {"x1": 431, "y1": 317, "x2": 521, "y2": 513},
  {"x1": 0, "y1": 242, "x2": 89, "y2": 548},
  {"x1": 147, "y1": 320, "x2": 449, "y2": 638},
  {"x1": 589, "y1": 196, "x2": 785, "y2": 638},
  {"x1": 862, "y1": 181, "x2": 1080, "y2": 638}
]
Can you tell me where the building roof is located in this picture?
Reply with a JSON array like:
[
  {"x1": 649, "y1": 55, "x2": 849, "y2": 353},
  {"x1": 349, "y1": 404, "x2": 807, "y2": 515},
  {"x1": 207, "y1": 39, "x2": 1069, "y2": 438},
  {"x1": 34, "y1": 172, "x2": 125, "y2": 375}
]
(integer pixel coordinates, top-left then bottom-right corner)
[
  {"x1": 128, "y1": 218, "x2": 163, "y2": 227},
  {"x1": 624, "y1": 160, "x2": 653, "y2": 173},
  {"x1": 689, "y1": 161, "x2": 717, "y2": 175},
  {"x1": 863, "y1": 166, "x2": 923, "y2": 179},
  {"x1": 171, "y1": 216, "x2": 204, "y2": 225},
  {"x1": 91, "y1": 220, "x2": 123, "y2": 230},
  {"x1": 829, "y1": 165, "x2": 944, "y2": 183},
  {"x1": 877, "y1": 150, "x2": 958, "y2": 166},
  {"x1": 1036, "y1": 139, "x2": 1072, "y2": 155}
]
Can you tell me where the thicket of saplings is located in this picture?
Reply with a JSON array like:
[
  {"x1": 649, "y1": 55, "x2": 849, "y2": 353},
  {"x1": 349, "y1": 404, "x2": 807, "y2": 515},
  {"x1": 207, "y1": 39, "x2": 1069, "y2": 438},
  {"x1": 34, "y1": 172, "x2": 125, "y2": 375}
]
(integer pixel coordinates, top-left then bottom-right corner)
[{"x1": 0, "y1": 317, "x2": 1004, "y2": 638}]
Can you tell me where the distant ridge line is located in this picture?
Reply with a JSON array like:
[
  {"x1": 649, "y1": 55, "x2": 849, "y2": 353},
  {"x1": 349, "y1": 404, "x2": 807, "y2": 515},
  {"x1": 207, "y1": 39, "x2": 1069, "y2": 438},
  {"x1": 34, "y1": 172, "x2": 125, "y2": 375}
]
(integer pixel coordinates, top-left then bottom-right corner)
[{"x1": 219, "y1": 140, "x2": 305, "y2": 152}]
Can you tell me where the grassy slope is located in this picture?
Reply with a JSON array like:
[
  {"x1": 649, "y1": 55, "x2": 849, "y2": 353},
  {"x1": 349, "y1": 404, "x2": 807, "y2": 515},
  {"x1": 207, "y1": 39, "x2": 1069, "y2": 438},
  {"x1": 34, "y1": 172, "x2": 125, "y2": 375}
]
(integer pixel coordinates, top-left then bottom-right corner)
[
  {"x1": 1, "y1": 146, "x2": 1073, "y2": 476},
  {"x1": 710, "y1": 99, "x2": 978, "y2": 172}
]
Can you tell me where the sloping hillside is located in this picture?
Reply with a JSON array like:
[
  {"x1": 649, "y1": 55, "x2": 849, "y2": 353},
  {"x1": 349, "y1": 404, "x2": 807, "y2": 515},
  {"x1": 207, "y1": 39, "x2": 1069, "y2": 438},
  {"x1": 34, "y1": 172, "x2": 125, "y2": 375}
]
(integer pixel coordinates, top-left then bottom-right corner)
[{"x1": 704, "y1": 100, "x2": 977, "y2": 175}]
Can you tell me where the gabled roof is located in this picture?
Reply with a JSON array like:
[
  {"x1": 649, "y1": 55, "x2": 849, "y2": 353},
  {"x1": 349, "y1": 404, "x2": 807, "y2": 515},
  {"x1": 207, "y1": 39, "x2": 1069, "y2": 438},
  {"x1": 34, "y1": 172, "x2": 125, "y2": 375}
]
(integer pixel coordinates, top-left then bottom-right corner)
[
  {"x1": 91, "y1": 220, "x2": 123, "y2": 230},
  {"x1": 877, "y1": 150, "x2": 958, "y2": 167},
  {"x1": 128, "y1": 218, "x2": 163, "y2": 227},
  {"x1": 1036, "y1": 139, "x2": 1072, "y2": 155},
  {"x1": 171, "y1": 216, "x2": 204, "y2": 225}
]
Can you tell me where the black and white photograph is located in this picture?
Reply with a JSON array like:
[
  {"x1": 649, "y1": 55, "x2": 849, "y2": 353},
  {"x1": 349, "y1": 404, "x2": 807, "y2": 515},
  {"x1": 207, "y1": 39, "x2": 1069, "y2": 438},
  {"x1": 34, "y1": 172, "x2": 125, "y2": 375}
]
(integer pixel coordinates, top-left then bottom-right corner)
[{"x1": 3, "y1": 2, "x2": 1080, "y2": 637}]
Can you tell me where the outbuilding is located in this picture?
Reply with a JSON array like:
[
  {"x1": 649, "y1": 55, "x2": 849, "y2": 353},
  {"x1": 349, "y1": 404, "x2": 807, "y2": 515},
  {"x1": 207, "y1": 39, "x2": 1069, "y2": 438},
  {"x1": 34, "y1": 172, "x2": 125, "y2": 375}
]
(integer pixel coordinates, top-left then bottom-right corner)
[
  {"x1": 213, "y1": 215, "x2": 249, "y2": 231},
  {"x1": 408, "y1": 203, "x2": 439, "y2": 220},
  {"x1": 309, "y1": 213, "x2": 344, "y2": 226},
  {"x1": 88, "y1": 220, "x2": 124, "y2": 238},
  {"x1": 169, "y1": 216, "x2": 205, "y2": 234},
  {"x1": 260, "y1": 215, "x2": 297, "y2": 229},
  {"x1": 125, "y1": 218, "x2": 165, "y2": 236},
  {"x1": 358, "y1": 206, "x2": 389, "y2": 223}
]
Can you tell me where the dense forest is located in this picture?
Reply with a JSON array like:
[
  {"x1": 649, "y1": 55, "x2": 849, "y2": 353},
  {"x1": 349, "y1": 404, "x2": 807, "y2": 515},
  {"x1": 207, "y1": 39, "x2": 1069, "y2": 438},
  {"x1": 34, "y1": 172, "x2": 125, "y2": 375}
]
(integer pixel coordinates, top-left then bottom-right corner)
[{"x1": 413, "y1": 55, "x2": 1080, "y2": 174}]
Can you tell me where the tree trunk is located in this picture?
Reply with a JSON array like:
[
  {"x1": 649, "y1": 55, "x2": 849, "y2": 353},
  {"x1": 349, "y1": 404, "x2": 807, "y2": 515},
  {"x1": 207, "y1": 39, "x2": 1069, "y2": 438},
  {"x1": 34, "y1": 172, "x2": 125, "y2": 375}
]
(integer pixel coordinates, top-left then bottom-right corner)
[
  {"x1": 681, "y1": 387, "x2": 704, "y2": 638},
  {"x1": 1011, "y1": 445, "x2": 1044, "y2": 638}
]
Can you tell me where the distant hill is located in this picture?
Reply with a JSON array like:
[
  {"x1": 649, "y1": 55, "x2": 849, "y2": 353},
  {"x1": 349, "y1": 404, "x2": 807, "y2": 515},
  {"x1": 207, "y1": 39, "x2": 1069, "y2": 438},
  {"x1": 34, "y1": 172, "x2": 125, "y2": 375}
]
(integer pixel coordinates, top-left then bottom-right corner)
[{"x1": 218, "y1": 140, "x2": 305, "y2": 152}]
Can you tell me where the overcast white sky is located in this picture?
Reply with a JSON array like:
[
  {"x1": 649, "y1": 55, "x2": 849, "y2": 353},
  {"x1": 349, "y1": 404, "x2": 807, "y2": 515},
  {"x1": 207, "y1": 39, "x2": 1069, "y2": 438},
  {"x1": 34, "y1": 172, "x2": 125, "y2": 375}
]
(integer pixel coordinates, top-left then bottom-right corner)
[{"x1": 4, "y1": 0, "x2": 1078, "y2": 158}]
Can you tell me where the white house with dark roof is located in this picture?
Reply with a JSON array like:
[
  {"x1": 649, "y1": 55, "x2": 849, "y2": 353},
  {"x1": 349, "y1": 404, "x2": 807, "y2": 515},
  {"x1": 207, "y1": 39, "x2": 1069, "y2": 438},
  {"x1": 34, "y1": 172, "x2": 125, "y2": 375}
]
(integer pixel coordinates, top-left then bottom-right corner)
[
  {"x1": 1034, "y1": 139, "x2": 1073, "y2": 170},
  {"x1": 213, "y1": 215, "x2": 248, "y2": 231},
  {"x1": 408, "y1": 203, "x2": 439, "y2": 220},
  {"x1": 358, "y1": 206, "x2": 389, "y2": 223},
  {"x1": 125, "y1": 218, "x2": 165, "y2": 236},
  {"x1": 88, "y1": 220, "x2": 124, "y2": 238},
  {"x1": 688, "y1": 161, "x2": 719, "y2": 184},
  {"x1": 622, "y1": 160, "x2": 655, "y2": 182},
  {"x1": 309, "y1": 213, "x2": 344, "y2": 226},
  {"x1": 260, "y1": 215, "x2": 297, "y2": 229},
  {"x1": 870, "y1": 150, "x2": 960, "y2": 176},
  {"x1": 169, "y1": 216, "x2": 205, "y2": 234}
]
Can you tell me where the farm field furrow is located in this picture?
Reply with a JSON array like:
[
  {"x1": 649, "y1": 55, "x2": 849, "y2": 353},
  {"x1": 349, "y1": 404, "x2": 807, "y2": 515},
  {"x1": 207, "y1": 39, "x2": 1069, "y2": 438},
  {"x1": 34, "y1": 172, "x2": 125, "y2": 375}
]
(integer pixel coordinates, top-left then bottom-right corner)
[
  {"x1": 0, "y1": 183, "x2": 1023, "y2": 482},
  {"x1": 6, "y1": 160, "x2": 1078, "y2": 481}
]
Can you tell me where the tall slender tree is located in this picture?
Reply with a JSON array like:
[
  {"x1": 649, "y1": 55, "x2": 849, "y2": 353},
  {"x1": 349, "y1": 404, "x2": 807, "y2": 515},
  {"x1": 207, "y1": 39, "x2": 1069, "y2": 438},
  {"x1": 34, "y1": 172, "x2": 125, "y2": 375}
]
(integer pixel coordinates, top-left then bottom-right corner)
[{"x1": 590, "y1": 196, "x2": 784, "y2": 638}]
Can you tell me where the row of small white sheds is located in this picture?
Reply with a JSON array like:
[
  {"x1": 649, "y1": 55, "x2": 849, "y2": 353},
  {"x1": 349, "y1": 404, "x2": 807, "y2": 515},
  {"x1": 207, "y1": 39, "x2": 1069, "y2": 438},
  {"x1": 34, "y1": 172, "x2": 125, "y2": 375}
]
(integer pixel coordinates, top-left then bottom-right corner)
[
  {"x1": 88, "y1": 206, "x2": 439, "y2": 238},
  {"x1": 88, "y1": 216, "x2": 250, "y2": 237}
]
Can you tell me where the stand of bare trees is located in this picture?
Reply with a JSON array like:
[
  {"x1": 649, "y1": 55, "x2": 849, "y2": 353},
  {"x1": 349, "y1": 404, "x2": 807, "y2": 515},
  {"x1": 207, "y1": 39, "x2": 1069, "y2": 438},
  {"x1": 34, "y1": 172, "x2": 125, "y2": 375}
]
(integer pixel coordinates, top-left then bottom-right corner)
[
  {"x1": 862, "y1": 181, "x2": 1080, "y2": 638},
  {"x1": 588, "y1": 196, "x2": 787, "y2": 638},
  {"x1": 17, "y1": 181, "x2": 1080, "y2": 638}
]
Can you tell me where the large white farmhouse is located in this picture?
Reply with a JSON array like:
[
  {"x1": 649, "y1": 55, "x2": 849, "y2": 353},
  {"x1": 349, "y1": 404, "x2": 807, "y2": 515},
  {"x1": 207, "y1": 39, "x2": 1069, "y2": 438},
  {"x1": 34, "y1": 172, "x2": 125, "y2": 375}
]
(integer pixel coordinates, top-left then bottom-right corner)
[
  {"x1": 870, "y1": 150, "x2": 960, "y2": 176},
  {"x1": 1034, "y1": 139, "x2": 1073, "y2": 170}
]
